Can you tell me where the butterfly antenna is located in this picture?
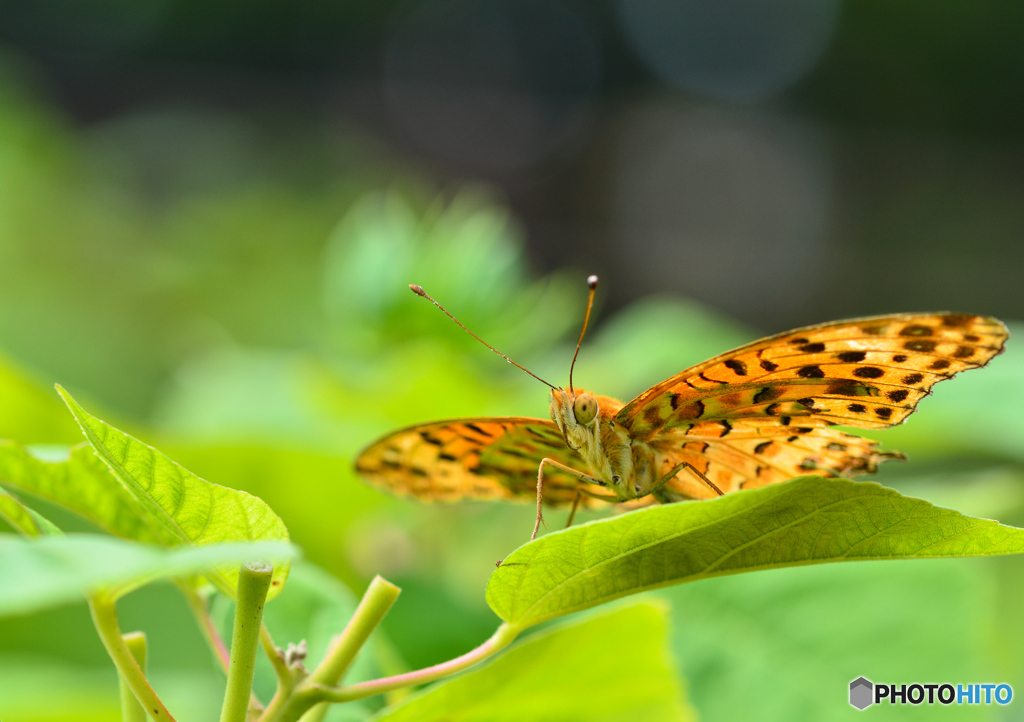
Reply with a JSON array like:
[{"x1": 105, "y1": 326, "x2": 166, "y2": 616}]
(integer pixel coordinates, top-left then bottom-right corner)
[
  {"x1": 410, "y1": 285, "x2": 557, "y2": 390},
  {"x1": 568, "y1": 275, "x2": 598, "y2": 395}
]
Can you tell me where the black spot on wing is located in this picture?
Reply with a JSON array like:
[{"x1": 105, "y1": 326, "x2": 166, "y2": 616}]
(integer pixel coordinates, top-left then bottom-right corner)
[
  {"x1": 904, "y1": 339, "x2": 937, "y2": 352},
  {"x1": 754, "y1": 386, "x2": 784, "y2": 404},
  {"x1": 827, "y1": 381, "x2": 876, "y2": 397},
  {"x1": 797, "y1": 365, "x2": 825, "y2": 379},
  {"x1": 465, "y1": 423, "x2": 494, "y2": 437},
  {"x1": 724, "y1": 359, "x2": 748, "y2": 376},
  {"x1": 900, "y1": 325, "x2": 934, "y2": 336},
  {"x1": 837, "y1": 351, "x2": 866, "y2": 363},
  {"x1": 760, "y1": 359, "x2": 779, "y2": 372},
  {"x1": 941, "y1": 314, "x2": 973, "y2": 327},
  {"x1": 852, "y1": 366, "x2": 884, "y2": 379}
]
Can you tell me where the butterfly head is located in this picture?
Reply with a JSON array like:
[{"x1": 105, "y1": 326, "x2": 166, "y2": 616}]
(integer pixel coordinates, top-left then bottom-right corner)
[{"x1": 550, "y1": 387, "x2": 600, "y2": 452}]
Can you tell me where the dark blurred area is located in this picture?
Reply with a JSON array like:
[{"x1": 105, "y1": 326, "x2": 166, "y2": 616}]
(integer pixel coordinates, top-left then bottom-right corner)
[
  {"x1": 1, "y1": 2, "x2": 1023, "y2": 720},
  {"x1": 3, "y1": 0, "x2": 1022, "y2": 351}
]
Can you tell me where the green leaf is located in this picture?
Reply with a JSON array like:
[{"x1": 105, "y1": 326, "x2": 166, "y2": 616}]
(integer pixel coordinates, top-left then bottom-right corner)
[
  {"x1": 664, "y1": 560, "x2": 993, "y2": 721},
  {"x1": 371, "y1": 601, "x2": 694, "y2": 722},
  {"x1": 0, "y1": 486, "x2": 60, "y2": 537},
  {"x1": 0, "y1": 441, "x2": 159, "y2": 542},
  {"x1": 56, "y1": 386, "x2": 291, "y2": 599},
  {"x1": 487, "y1": 476, "x2": 1024, "y2": 629},
  {"x1": 0, "y1": 534, "x2": 298, "y2": 616}
]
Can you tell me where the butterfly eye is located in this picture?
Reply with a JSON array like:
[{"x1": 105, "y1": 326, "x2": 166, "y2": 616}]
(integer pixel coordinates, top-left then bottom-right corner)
[{"x1": 573, "y1": 393, "x2": 599, "y2": 425}]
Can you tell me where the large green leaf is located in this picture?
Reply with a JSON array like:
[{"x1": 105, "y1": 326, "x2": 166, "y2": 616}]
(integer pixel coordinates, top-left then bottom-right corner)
[
  {"x1": 0, "y1": 535, "x2": 297, "y2": 616},
  {"x1": 664, "y1": 560, "x2": 995, "y2": 722},
  {"x1": 371, "y1": 602, "x2": 693, "y2": 722},
  {"x1": 56, "y1": 387, "x2": 291, "y2": 599},
  {"x1": 0, "y1": 442, "x2": 160, "y2": 542},
  {"x1": 487, "y1": 476, "x2": 1024, "y2": 629}
]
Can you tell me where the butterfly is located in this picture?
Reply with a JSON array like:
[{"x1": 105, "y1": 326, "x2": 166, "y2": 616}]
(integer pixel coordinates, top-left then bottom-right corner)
[{"x1": 355, "y1": 276, "x2": 1009, "y2": 539}]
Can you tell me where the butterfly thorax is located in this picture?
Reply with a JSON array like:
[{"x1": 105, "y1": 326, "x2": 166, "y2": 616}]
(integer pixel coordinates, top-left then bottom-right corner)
[{"x1": 549, "y1": 388, "x2": 657, "y2": 500}]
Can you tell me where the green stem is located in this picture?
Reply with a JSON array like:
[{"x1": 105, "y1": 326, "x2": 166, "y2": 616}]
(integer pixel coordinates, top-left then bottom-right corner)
[
  {"x1": 261, "y1": 622, "x2": 291, "y2": 686},
  {"x1": 181, "y1": 584, "x2": 266, "y2": 717},
  {"x1": 119, "y1": 632, "x2": 148, "y2": 722},
  {"x1": 258, "y1": 623, "x2": 298, "y2": 722},
  {"x1": 315, "y1": 623, "x2": 518, "y2": 704},
  {"x1": 262, "y1": 576, "x2": 401, "y2": 722},
  {"x1": 181, "y1": 584, "x2": 232, "y2": 673},
  {"x1": 89, "y1": 595, "x2": 176, "y2": 721},
  {"x1": 310, "y1": 576, "x2": 401, "y2": 687},
  {"x1": 296, "y1": 703, "x2": 328, "y2": 722},
  {"x1": 220, "y1": 562, "x2": 274, "y2": 722}
]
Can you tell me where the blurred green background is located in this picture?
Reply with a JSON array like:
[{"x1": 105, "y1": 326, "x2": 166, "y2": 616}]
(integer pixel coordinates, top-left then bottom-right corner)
[{"x1": 1, "y1": 1, "x2": 1023, "y2": 720}]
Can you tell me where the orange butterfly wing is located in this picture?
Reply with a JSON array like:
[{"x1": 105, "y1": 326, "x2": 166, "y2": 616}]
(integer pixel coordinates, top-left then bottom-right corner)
[
  {"x1": 356, "y1": 313, "x2": 1008, "y2": 510},
  {"x1": 618, "y1": 313, "x2": 1008, "y2": 500},
  {"x1": 355, "y1": 417, "x2": 606, "y2": 505}
]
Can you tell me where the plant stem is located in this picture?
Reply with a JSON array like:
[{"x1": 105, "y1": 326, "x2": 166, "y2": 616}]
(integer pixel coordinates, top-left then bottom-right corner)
[
  {"x1": 180, "y1": 584, "x2": 266, "y2": 717},
  {"x1": 89, "y1": 594, "x2": 176, "y2": 721},
  {"x1": 262, "y1": 576, "x2": 401, "y2": 722},
  {"x1": 258, "y1": 623, "x2": 298, "y2": 722},
  {"x1": 220, "y1": 562, "x2": 274, "y2": 722},
  {"x1": 312, "y1": 576, "x2": 401, "y2": 686},
  {"x1": 181, "y1": 584, "x2": 232, "y2": 673},
  {"x1": 315, "y1": 623, "x2": 518, "y2": 704},
  {"x1": 261, "y1": 622, "x2": 291, "y2": 686},
  {"x1": 119, "y1": 632, "x2": 148, "y2": 722}
]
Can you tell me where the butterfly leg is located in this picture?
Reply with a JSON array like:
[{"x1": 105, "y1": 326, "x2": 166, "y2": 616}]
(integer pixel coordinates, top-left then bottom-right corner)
[
  {"x1": 645, "y1": 460, "x2": 724, "y2": 500},
  {"x1": 533, "y1": 458, "x2": 602, "y2": 541},
  {"x1": 565, "y1": 492, "x2": 583, "y2": 529}
]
